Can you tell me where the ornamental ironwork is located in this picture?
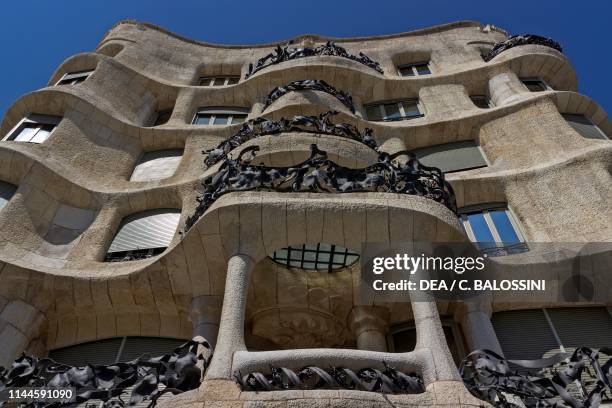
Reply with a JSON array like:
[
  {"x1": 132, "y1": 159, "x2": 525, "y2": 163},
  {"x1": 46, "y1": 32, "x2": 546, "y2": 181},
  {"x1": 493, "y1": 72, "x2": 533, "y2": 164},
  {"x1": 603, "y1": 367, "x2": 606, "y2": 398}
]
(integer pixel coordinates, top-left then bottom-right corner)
[
  {"x1": 185, "y1": 144, "x2": 456, "y2": 232},
  {"x1": 245, "y1": 41, "x2": 383, "y2": 79},
  {"x1": 202, "y1": 111, "x2": 377, "y2": 168},
  {"x1": 483, "y1": 34, "x2": 562, "y2": 62},
  {"x1": 0, "y1": 337, "x2": 211, "y2": 408},
  {"x1": 461, "y1": 347, "x2": 612, "y2": 407},
  {"x1": 236, "y1": 362, "x2": 423, "y2": 394},
  {"x1": 263, "y1": 80, "x2": 355, "y2": 113}
]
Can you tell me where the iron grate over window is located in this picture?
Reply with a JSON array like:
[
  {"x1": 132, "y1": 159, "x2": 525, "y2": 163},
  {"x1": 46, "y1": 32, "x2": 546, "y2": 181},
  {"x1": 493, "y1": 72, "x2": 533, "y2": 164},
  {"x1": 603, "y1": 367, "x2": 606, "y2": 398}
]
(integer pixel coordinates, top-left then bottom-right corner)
[{"x1": 271, "y1": 243, "x2": 359, "y2": 272}]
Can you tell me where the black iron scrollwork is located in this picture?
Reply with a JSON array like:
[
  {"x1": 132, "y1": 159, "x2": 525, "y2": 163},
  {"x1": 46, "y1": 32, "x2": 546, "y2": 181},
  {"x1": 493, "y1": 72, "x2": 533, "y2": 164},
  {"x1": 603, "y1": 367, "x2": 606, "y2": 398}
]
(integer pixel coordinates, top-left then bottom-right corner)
[
  {"x1": 246, "y1": 41, "x2": 383, "y2": 79},
  {"x1": 483, "y1": 34, "x2": 562, "y2": 62},
  {"x1": 203, "y1": 111, "x2": 377, "y2": 168},
  {"x1": 236, "y1": 363, "x2": 423, "y2": 394},
  {"x1": 263, "y1": 80, "x2": 356, "y2": 113},
  {"x1": 461, "y1": 347, "x2": 612, "y2": 407},
  {"x1": 0, "y1": 337, "x2": 212, "y2": 408},
  {"x1": 185, "y1": 144, "x2": 456, "y2": 232}
]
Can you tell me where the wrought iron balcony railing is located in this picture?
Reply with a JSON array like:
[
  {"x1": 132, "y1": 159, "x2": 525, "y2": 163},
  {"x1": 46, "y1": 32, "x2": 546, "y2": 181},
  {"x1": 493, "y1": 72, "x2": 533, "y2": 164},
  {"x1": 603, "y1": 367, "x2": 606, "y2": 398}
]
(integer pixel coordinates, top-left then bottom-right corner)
[
  {"x1": 202, "y1": 111, "x2": 377, "y2": 168},
  {"x1": 245, "y1": 41, "x2": 384, "y2": 79},
  {"x1": 185, "y1": 144, "x2": 457, "y2": 232},
  {"x1": 483, "y1": 34, "x2": 562, "y2": 62},
  {"x1": 263, "y1": 79, "x2": 356, "y2": 113}
]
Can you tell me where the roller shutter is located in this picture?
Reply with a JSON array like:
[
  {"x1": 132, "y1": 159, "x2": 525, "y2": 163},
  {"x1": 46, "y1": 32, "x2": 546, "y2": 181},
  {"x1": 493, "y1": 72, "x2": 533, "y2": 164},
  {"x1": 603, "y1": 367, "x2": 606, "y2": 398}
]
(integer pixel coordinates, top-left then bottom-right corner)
[
  {"x1": 107, "y1": 209, "x2": 180, "y2": 254},
  {"x1": 120, "y1": 337, "x2": 186, "y2": 361},
  {"x1": 130, "y1": 149, "x2": 184, "y2": 182},
  {"x1": 49, "y1": 338, "x2": 123, "y2": 366},
  {"x1": 547, "y1": 307, "x2": 612, "y2": 349},
  {"x1": 412, "y1": 140, "x2": 487, "y2": 173},
  {"x1": 0, "y1": 181, "x2": 17, "y2": 211},
  {"x1": 562, "y1": 114, "x2": 607, "y2": 140}
]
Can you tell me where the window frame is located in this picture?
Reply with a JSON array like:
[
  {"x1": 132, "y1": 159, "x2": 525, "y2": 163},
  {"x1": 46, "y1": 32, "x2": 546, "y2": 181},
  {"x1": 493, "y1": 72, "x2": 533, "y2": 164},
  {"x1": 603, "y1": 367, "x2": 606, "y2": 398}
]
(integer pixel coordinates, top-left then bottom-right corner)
[
  {"x1": 365, "y1": 99, "x2": 424, "y2": 122},
  {"x1": 270, "y1": 243, "x2": 360, "y2": 272},
  {"x1": 561, "y1": 113, "x2": 609, "y2": 140},
  {"x1": 520, "y1": 77, "x2": 552, "y2": 92},
  {"x1": 55, "y1": 69, "x2": 95, "y2": 86},
  {"x1": 2, "y1": 114, "x2": 61, "y2": 144},
  {"x1": 197, "y1": 76, "x2": 240, "y2": 87},
  {"x1": 397, "y1": 62, "x2": 432, "y2": 77},
  {"x1": 459, "y1": 203, "x2": 528, "y2": 256},
  {"x1": 192, "y1": 107, "x2": 249, "y2": 126},
  {"x1": 470, "y1": 95, "x2": 493, "y2": 109}
]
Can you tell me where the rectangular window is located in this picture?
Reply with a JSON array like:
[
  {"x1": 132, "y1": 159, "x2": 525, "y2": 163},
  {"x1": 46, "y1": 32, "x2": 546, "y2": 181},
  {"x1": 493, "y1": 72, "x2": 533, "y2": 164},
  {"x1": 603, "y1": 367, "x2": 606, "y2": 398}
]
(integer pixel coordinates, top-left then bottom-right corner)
[
  {"x1": 520, "y1": 77, "x2": 550, "y2": 92},
  {"x1": 470, "y1": 95, "x2": 492, "y2": 109},
  {"x1": 460, "y1": 204, "x2": 528, "y2": 256},
  {"x1": 3, "y1": 114, "x2": 61, "y2": 144},
  {"x1": 56, "y1": 69, "x2": 94, "y2": 85},
  {"x1": 365, "y1": 100, "x2": 423, "y2": 122},
  {"x1": 198, "y1": 76, "x2": 240, "y2": 86},
  {"x1": 192, "y1": 107, "x2": 248, "y2": 125},
  {"x1": 398, "y1": 62, "x2": 431, "y2": 77},
  {"x1": 412, "y1": 140, "x2": 488, "y2": 173},
  {"x1": 561, "y1": 113, "x2": 608, "y2": 140}
]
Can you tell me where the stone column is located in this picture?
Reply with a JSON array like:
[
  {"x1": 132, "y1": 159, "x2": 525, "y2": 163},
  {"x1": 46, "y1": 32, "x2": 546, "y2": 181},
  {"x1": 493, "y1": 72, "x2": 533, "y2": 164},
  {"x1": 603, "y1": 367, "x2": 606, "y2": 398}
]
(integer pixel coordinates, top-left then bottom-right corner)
[
  {"x1": 348, "y1": 306, "x2": 389, "y2": 352},
  {"x1": 190, "y1": 295, "x2": 223, "y2": 347},
  {"x1": 0, "y1": 299, "x2": 47, "y2": 368},
  {"x1": 456, "y1": 302, "x2": 503, "y2": 355},
  {"x1": 204, "y1": 254, "x2": 254, "y2": 380},
  {"x1": 488, "y1": 71, "x2": 527, "y2": 106}
]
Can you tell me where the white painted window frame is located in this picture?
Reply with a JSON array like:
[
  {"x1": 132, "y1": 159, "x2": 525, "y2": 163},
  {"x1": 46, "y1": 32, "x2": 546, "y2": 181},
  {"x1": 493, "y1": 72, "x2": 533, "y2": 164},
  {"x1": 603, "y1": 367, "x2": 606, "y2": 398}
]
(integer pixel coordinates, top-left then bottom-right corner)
[
  {"x1": 55, "y1": 69, "x2": 94, "y2": 86},
  {"x1": 397, "y1": 62, "x2": 432, "y2": 77},
  {"x1": 192, "y1": 108, "x2": 248, "y2": 126},
  {"x1": 198, "y1": 76, "x2": 239, "y2": 87},
  {"x1": 366, "y1": 99, "x2": 423, "y2": 122},
  {"x1": 2, "y1": 115, "x2": 61, "y2": 143}
]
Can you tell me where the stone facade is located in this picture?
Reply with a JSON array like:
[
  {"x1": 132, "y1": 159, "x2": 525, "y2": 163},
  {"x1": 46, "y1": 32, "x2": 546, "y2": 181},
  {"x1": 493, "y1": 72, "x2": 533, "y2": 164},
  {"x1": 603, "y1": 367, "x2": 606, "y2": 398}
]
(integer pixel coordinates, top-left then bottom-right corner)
[{"x1": 0, "y1": 20, "x2": 610, "y2": 407}]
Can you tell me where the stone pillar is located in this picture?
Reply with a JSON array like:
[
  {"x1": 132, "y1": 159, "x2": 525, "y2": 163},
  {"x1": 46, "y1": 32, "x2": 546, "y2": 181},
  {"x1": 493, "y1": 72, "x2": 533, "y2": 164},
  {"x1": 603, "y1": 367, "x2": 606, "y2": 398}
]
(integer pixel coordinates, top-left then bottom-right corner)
[
  {"x1": 413, "y1": 298, "x2": 460, "y2": 382},
  {"x1": 348, "y1": 306, "x2": 389, "y2": 352},
  {"x1": 190, "y1": 295, "x2": 223, "y2": 347},
  {"x1": 204, "y1": 254, "x2": 254, "y2": 379},
  {"x1": 488, "y1": 71, "x2": 527, "y2": 106},
  {"x1": 456, "y1": 302, "x2": 503, "y2": 355},
  {"x1": 0, "y1": 299, "x2": 46, "y2": 368}
]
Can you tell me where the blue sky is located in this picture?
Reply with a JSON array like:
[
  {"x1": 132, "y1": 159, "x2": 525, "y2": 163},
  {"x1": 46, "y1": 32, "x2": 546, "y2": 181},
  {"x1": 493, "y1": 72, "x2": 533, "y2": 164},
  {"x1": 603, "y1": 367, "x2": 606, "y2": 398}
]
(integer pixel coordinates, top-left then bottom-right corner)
[{"x1": 1, "y1": 0, "x2": 610, "y2": 118}]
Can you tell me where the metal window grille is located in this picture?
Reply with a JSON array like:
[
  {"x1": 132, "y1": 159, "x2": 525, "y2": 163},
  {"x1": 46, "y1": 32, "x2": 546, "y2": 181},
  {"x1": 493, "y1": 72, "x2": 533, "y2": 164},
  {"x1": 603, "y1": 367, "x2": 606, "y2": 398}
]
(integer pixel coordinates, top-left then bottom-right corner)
[{"x1": 271, "y1": 243, "x2": 359, "y2": 272}]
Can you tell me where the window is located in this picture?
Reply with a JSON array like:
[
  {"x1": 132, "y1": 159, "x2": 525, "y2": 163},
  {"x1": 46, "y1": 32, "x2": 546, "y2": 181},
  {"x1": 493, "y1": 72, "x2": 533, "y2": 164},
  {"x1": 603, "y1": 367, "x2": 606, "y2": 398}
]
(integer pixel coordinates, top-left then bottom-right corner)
[
  {"x1": 153, "y1": 109, "x2": 173, "y2": 126},
  {"x1": 198, "y1": 76, "x2": 239, "y2": 86},
  {"x1": 398, "y1": 62, "x2": 431, "y2": 77},
  {"x1": 271, "y1": 243, "x2": 359, "y2": 272},
  {"x1": 192, "y1": 107, "x2": 248, "y2": 125},
  {"x1": 130, "y1": 149, "x2": 183, "y2": 182},
  {"x1": 105, "y1": 209, "x2": 181, "y2": 262},
  {"x1": 460, "y1": 204, "x2": 528, "y2": 256},
  {"x1": 520, "y1": 77, "x2": 550, "y2": 92},
  {"x1": 412, "y1": 141, "x2": 488, "y2": 173},
  {"x1": 0, "y1": 181, "x2": 17, "y2": 212},
  {"x1": 365, "y1": 100, "x2": 423, "y2": 122},
  {"x1": 55, "y1": 69, "x2": 94, "y2": 85},
  {"x1": 390, "y1": 320, "x2": 465, "y2": 364},
  {"x1": 562, "y1": 113, "x2": 608, "y2": 140},
  {"x1": 2, "y1": 114, "x2": 61, "y2": 144},
  {"x1": 470, "y1": 95, "x2": 492, "y2": 109}
]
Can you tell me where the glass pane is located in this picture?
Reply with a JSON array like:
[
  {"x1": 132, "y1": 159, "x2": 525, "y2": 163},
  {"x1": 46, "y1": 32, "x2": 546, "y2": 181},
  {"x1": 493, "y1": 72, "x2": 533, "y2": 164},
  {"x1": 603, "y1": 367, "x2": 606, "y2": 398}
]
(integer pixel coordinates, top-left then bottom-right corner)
[
  {"x1": 194, "y1": 114, "x2": 211, "y2": 125},
  {"x1": 302, "y1": 261, "x2": 316, "y2": 270},
  {"x1": 383, "y1": 103, "x2": 402, "y2": 121},
  {"x1": 401, "y1": 102, "x2": 421, "y2": 118},
  {"x1": 30, "y1": 128, "x2": 51, "y2": 143},
  {"x1": 415, "y1": 64, "x2": 431, "y2": 75},
  {"x1": 466, "y1": 212, "x2": 496, "y2": 248},
  {"x1": 288, "y1": 259, "x2": 302, "y2": 268},
  {"x1": 13, "y1": 125, "x2": 38, "y2": 142},
  {"x1": 213, "y1": 115, "x2": 229, "y2": 125},
  {"x1": 231, "y1": 115, "x2": 246, "y2": 124},
  {"x1": 399, "y1": 66, "x2": 415, "y2": 77},
  {"x1": 213, "y1": 78, "x2": 226, "y2": 86},
  {"x1": 198, "y1": 78, "x2": 212, "y2": 86},
  {"x1": 317, "y1": 243, "x2": 332, "y2": 252},
  {"x1": 303, "y1": 251, "x2": 317, "y2": 261},
  {"x1": 274, "y1": 249, "x2": 288, "y2": 261},
  {"x1": 227, "y1": 77, "x2": 239, "y2": 85},
  {"x1": 489, "y1": 210, "x2": 521, "y2": 245},
  {"x1": 366, "y1": 105, "x2": 383, "y2": 121},
  {"x1": 345, "y1": 254, "x2": 359, "y2": 265},
  {"x1": 317, "y1": 252, "x2": 330, "y2": 262}
]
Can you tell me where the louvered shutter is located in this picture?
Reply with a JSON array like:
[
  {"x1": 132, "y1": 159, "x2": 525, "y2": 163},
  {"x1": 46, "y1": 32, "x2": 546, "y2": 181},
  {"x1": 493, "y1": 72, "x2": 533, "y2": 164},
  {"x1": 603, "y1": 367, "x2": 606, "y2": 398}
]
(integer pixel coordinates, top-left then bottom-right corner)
[
  {"x1": 107, "y1": 209, "x2": 180, "y2": 254},
  {"x1": 562, "y1": 114, "x2": 607, "y2": 140},
  {"x1": 130, "y1": 149, "x2": 183, "y2": 182},
  {"x1": 0, "y1": 181, "x2": 17, "y2": 210},
  {"x1": 492, "y1": 309, "x2": 560, "y2": 374},
  {"x1": 412, "y1": 141, "x2": 487, "y2": 173},
  {"x1": 119, "y1": 337, "x2": 187, "y2": 361},
  {"x1": 49, "y1": 338, "x2": 123, "y2": 366},
  {"x1": 546, "y1": 307, "x2": 612, "y2": 349}
]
